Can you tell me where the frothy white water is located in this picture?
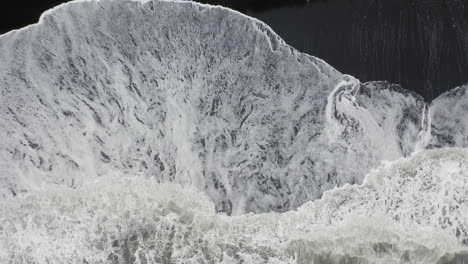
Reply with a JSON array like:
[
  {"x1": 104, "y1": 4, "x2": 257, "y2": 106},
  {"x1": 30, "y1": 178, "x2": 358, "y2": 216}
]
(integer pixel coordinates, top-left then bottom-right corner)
[
  {"x1": 1, "y1": 148, "x2": 467, "y2": 263},
  {"x1": 0, "y1": 0, "x2": 467, "y2": 262},
  {"x1": 425, "y1": 85, "x2": 468, "y2": 149},
  {"x1": 2, "y1": 0, "x2": 465, "y2": 215}
]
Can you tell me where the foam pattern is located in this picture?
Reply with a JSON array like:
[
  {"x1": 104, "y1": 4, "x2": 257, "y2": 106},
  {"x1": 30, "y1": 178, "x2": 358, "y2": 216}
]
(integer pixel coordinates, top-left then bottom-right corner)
[
  {"x1": 1, "y1": 149, "x2": 467, "y2": 263},
  {"x1": 1, "y1": 0, "x2": 458, "y2": 214}
]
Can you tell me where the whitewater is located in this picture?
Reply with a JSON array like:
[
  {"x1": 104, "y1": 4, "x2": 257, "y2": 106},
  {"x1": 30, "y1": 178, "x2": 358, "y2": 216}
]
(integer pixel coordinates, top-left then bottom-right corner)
[{"x1": 0, "y1": 0, "x2": 467, "y2": 263}]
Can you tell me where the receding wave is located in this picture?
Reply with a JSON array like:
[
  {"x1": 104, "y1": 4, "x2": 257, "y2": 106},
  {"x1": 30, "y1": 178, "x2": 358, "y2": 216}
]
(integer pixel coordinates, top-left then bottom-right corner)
[
  {"x1": 1, "y1": 148, "x2": 467, "y2": 263},
  {"x1": 1, "y1": 0, "x2": 467, "y2": 263},
  {"x1": 1, "y1": 0, "x2": 467, "y2": 217}
]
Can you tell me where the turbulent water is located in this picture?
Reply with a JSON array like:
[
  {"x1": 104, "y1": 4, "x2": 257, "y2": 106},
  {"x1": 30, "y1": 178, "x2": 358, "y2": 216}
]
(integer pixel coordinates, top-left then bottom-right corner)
[
  {"x1": 0, "y1": 0, "x2": 467, "y2": 263},
  {"x1": 1, "y1": 149, "x2": 468, "y2": 263}
]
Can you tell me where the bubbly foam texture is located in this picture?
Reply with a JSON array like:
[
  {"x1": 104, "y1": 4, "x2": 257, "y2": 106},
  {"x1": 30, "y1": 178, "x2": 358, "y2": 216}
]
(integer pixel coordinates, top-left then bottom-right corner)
[
  {"x1": 426, "y1": 86, "x2": 468, "y2": 148},
  {"x1": 1, "y1": 148, "x2": 467, "y2": 263},
  {"x1": 1, "y1": 0, "x2": 468, "y2": 262},
  {"x1": 3, "y1": 0, "x2": 465, "y2": 215}
]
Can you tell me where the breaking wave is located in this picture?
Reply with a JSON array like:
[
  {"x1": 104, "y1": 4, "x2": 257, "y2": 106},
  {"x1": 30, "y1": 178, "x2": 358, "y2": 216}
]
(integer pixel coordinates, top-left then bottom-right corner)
[
  {"x1": 1, "y1": 0, "x2": 467, "y2": 216},
  {"x1": 0, "y1": 0, "x2": 467, "y2": 263},
  {"x1": 1, "y1": 148, "x2": 467, "y2": 263}
]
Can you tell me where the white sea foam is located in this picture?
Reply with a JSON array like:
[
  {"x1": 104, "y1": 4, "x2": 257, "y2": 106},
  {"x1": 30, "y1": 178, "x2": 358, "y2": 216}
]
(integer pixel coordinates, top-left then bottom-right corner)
[
  {"x1": 1, "y1": 148, "x2": 467, "y2": 263},
  {"x1": 1, "y1": 0, "x2": 458, "y2": 214},
  {"x1": 0, "y1": 0, "x2": 467, "y2": 262}
]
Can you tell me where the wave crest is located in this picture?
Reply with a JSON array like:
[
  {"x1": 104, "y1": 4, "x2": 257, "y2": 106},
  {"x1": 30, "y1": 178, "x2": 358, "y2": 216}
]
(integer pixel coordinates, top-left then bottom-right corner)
[{"x1": 1, "y1": 148, "x2": 467, "y2": 263}]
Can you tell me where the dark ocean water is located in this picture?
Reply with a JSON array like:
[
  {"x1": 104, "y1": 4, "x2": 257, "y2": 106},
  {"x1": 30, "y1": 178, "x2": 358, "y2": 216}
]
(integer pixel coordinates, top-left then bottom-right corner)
[{"x1": 246, "y1": 0, "x2": 468, "y2": 101}]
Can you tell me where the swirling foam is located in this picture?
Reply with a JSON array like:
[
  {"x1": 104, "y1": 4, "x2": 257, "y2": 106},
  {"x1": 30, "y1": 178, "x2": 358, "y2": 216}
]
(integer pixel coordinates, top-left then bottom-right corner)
[
  {"x1": 1, "y1": 148, "x2": 467, "y2": 263},
  {"x1": 2, "y1": 0, "x2": 466, "y2": 215}
]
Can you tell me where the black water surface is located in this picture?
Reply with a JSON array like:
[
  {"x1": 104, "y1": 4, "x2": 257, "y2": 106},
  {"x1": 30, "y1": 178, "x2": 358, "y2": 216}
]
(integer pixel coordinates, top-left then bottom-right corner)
[{"x1": 247, "y1": 0, "x2": 468, "y2": 101}]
